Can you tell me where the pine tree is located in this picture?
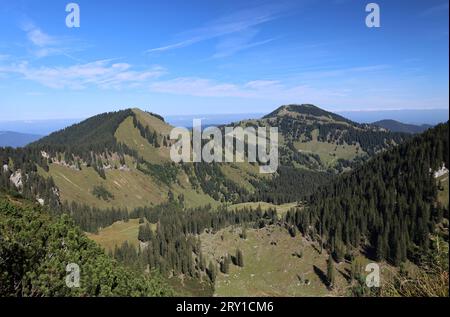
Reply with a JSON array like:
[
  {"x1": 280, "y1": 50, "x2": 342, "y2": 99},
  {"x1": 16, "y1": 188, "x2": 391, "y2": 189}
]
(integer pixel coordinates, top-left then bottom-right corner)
[
  {"x1": 235, "y1": 249, "x2": 244, "y2": 267},
  {"x1": 207, "y1": 261, "x2": 217, "y2": 283},
  {"x1": 138, "y1": 223, "x2": 152, "y2": 242},
  {"x1": 220, "y1": 255, "x2": 230, "y2": 274},
  {"x1": 327, "y1": 255, "x2": 335, "y2": 289}
]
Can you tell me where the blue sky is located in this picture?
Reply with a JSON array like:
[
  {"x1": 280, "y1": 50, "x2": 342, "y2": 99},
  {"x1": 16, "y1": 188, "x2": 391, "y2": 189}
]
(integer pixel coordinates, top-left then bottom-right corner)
[{"x1": 0, "y1": 0, "x2": 448, "y2": 120}]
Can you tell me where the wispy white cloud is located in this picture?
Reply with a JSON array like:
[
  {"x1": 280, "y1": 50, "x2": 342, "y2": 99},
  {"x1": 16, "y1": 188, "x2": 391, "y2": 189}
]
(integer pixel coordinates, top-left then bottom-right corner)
[
  {"x1": 0, "y1": 60, "x2": 166, "y2": 89},
  {"x1": 212, "y1": 28, "x2": 275, "y2": 58},
  {"x1": 150, "y1": 77, "x2": 247, "y2": 97},
  {"x1": 147, "y1": 65, "x2": 389, "y2": 99},
  {"x1": 148, "y1": 76, "x2": 346, "y2": 101},
  {"x1": 23, "y1": 24, "x2": 56, "y2": 47},
  {"x1": 20, "y1": 21, "x2": 84, "y2": 59},
  {"x1": 295, "y1": 64, "x2": 390, "y2": 80},
  {"x1": 146, "y1": 2, "x2": 291, "y2": 54},
  {"x1": 148, "y1": 75, "x2": 449, "y2": 111},
  {"x1": 146, "y1": 39, "x2": 198, "y2": 53}
]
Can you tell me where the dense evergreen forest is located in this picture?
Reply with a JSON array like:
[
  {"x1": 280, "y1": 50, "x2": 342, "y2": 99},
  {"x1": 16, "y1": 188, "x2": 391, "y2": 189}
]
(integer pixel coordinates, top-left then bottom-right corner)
[
  {"x1": 61, "y1": 197, "x2": 277, "y2": 282},
  {"x1": 28, "y1": 110, "x2": 136, "y2": 160},
  {"x1": 0, "y1": 147, "x2": 60, "y2": 209},
  {"x1": 0, "y1": 108, "x2": 448, "y2": 297},
  {"x1": 250, "y1": 166, "x2": 331, "y2": 204},
  {"x1": 259, "y1": 104, "x2": 411, "y2": 173},
  {"x1": 285, "y1": 122, "x2": 449, "y2": 266},
  {"x1": 0, "y1": 106, "x2": 413, "y2": 209},
  {"x1": 0, "y1": 193, "x2": 173, "y2": 296}
]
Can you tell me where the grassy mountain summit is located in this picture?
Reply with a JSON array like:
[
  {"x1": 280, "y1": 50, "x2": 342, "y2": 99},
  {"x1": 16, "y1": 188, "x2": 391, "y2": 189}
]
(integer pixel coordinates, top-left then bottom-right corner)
[
  {"x1": 263, "y1": 104, "x2": 354, "y2": 124},
  {"x1": 26, "y1": 108, "x2": 217, "y2": 209},
  {"x1": 237, "y1": 104, "x2": 411, "y2": 172},
  {"x1": 0, "y1": 105, "x2": 412, "y2": 212}
]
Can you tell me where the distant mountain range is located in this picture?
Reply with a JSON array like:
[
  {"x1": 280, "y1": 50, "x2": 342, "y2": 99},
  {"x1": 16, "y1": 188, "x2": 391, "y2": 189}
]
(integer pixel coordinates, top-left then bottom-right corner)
[
  {"x1": 372, "y1": 119, "x2": 433, "y2": 134},
  {"x1": 0, "y1": 131, "x2": 42, "y2": 147}
]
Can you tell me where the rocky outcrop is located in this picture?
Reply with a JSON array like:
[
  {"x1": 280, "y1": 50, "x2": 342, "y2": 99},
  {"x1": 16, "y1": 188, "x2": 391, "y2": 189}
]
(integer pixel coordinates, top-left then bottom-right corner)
[
  {"x1": 9, "y1": 170, "x2": 23, "y2": 188},
  {"x1": 431, "y1": 163, "x2": 449, "y2": 179}
]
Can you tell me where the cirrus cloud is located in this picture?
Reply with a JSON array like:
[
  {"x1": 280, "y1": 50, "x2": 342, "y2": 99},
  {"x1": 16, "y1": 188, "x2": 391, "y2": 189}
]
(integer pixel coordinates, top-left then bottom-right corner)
[{"x1": 0, "y1": 59, "x2": 166, "y2": 90}]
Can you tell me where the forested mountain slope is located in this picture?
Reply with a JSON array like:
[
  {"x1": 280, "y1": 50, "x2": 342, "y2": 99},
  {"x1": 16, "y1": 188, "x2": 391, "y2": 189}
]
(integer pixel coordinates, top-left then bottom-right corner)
[
  {"x1": 372, "y1": 119, "x2": 433, "y2": 134},
  {"x1": 236, "y1": 104, "x2": 410, "y2": 173},
  {"x1": 0, "y1": 192, "x2": 173, "y2": 297},
  {"x1": 286, "y1": 122, "x2": 449, "y2": 265},
  {"x1": 0, "y1": 105, "x2": 412, "y2": 214}
]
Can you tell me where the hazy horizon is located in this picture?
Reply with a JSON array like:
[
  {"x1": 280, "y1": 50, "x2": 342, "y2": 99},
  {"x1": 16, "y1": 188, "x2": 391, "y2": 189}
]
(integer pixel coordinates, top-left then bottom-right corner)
[{"x1": 0, "y1": 107, "x2": 447, "y2": 136}]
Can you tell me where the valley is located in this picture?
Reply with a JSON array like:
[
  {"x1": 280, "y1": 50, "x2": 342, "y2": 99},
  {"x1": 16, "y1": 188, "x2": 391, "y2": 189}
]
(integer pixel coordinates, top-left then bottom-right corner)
[{"x1": 0, "y1": 104, "x2": 448, "y2": 297}]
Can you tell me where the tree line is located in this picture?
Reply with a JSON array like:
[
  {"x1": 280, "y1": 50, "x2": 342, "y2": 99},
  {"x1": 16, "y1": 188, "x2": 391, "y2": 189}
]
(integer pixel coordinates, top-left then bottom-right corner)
[{"x1": 285, "y1": 122, "x2": 449, "y2": 266}]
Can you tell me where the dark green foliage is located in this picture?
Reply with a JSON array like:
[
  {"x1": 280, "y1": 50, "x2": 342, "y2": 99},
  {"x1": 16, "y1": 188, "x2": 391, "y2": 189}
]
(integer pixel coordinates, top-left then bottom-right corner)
[
  {"x1": 252, "y1": 166, "x2": 332, "y2": 204},
  {"x1": 262, "y1": 104, "x2": 411, "y2": 172},
  {"x1": 0, "y1": 195, "x2": 173, "y2": 297},
  {"x1": 144, "y1": 111, "x2": 165, "y2": 122},
  {"x1": 103, "y1": 201, "x2": 274, "y2": 280},
  {"x1": 373, "y1": 119, "x2": 432, "y2": 134},
  {"x1": 0, "y1": 147, "x2": 60, "y2": 209},
  {"x1": 137, "y1": 161, "x2": 178, "y2": 185},
  {"x1": 286, "y1": 123, "x2": 449, "y2": 266},
  {"x1": 132, "y1": 115, "x2": 161, "y2": 147},
  {"x1": 207, "y1": 261, "x2": 217, "y2": 283},
  {"x1": 27, "y1": 110, "x2": 139, "y2": 178},
  {"x1": 234, "y1": 249, "x2": 244, "y2": 267},
  {"x1": 220, "y1": 255, "x2": 231, "y2": 274},
  {"x1": 327, "y1": 255, "x2": 335, "y2": 288},
  {"x1": 91, "y1": 184, "x2": 114, "y2": 201},
  {"x1": 138, "y1": 223, "x2": 152, "y2": 242},
  {"x1": 29, "y1": 109, "x2": 135, "y2": 156},
  {"x1": 60, "y1": 200, "x2": 129, "y2": 233},
  {"x1": 113, "y1": 241, "x2": 142, "y2": 272},
  {"x1": 264, "y1": 104, "x2": 354, "y2": 124},
  {"x1": 185, "y1": 163, "x2": 250, "y2": 203}
]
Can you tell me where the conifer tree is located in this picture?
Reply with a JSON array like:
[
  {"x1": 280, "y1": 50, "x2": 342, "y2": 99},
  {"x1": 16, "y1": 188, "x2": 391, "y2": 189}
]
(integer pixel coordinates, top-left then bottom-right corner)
[
  {"x1": 327, "y1": 255, "x2": 335, "y2": 289},
  {"x1": 207, "y1": 261, "x2": 217, "y2": 283}
]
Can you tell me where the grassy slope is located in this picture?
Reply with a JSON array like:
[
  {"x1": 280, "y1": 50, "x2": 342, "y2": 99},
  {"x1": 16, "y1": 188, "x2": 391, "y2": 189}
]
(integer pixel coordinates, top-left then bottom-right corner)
[
  {"x1": 200, "y1": 225, "x2": 394, "y2": 297},
  {"x1": 86, "y1": 216, "x2": 214, "y2": 297},
  {"x1": 38, "y1": 157, "x2": 166, "y2": 209},
  {"x1": 200, "y1": 225, "x2": 335, "y2": 296},
  {"x1": 115, "y1": 116, "x2": 169, "y2": 164},
  {"x1": 36, "y1": 110, "x2": 218, "y2": 209},
  {"x1": 293, "y1": 129, "x2": 366, "y2": 167},
  {"x1": 171, "y1": 171, "x2": 219, "y2": 208},
  {"x1": 86, "y1": 218, "x2": 143, "y2": 251},
  {"x1": 132, "y1": 108, "x2": 173, "y2": 135}
]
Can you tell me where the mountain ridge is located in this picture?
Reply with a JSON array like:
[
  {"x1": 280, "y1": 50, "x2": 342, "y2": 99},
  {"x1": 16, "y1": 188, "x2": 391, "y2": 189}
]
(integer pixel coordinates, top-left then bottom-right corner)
[
  {"x1": 1, "y1": 104, "x2": 412, "y2": 210},
  {"x1": 0, "y1": 131, "x2": 42, "y2": 147},
  {"x1": 372, "y1": 119, "x2": 433, "y2": 134}
]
